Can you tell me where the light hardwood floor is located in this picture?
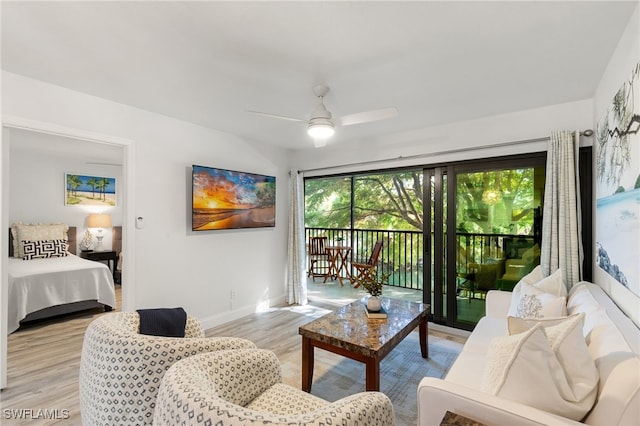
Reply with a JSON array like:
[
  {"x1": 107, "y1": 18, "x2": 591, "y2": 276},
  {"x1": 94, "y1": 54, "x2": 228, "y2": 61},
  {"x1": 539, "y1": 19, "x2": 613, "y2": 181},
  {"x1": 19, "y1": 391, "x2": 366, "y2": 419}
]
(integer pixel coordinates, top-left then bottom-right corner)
[{"x1": 1, "y1": 286, "x2": 465, "y2": 425}]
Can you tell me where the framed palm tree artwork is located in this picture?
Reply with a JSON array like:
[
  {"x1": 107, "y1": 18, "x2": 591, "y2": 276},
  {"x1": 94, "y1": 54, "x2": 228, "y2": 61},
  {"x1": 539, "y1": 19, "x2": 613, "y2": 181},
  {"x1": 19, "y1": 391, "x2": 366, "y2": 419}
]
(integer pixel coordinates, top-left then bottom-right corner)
[{"x1": 65, "y1": 173, "x2": 117, "y2": 206}]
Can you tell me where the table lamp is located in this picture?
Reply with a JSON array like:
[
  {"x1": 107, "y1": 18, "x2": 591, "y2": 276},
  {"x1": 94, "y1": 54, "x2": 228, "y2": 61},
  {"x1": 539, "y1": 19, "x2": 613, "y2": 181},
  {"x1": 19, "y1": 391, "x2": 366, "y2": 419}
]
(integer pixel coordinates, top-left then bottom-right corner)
[{"x1": 88, "y1": 213, "x2": 112, "y2": 252}]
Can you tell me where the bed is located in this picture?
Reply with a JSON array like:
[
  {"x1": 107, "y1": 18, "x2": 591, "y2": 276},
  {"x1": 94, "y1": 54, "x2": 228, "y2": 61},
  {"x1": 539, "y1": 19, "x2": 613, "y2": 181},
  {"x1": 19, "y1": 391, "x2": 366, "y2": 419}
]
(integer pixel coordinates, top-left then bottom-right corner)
[{"x1": 8, "y1": 225, "x2": 116, "y2": 334}]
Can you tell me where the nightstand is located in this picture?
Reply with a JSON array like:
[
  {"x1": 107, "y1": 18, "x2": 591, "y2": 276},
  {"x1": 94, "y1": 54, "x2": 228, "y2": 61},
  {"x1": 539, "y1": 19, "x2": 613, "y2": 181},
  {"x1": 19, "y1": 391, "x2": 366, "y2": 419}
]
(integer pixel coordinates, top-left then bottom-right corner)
[{"x1": 80, "y1": 250, "x2": 118, "y2": 282}]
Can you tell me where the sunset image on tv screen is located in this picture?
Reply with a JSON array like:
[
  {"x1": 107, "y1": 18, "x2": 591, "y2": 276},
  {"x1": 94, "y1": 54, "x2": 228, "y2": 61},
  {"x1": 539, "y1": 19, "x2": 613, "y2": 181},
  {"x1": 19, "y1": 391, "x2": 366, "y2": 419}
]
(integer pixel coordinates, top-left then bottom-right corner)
[{"x1": 192, "y1": 165, "x2": 276, "y2": 230}]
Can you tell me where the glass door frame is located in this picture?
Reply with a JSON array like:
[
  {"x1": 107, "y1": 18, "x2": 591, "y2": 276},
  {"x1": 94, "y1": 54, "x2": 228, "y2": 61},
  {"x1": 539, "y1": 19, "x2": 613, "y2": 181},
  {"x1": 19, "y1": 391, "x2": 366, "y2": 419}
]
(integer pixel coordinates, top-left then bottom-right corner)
[{"x1": 425, "y1": 153, "x2": 548, "y2": 330}]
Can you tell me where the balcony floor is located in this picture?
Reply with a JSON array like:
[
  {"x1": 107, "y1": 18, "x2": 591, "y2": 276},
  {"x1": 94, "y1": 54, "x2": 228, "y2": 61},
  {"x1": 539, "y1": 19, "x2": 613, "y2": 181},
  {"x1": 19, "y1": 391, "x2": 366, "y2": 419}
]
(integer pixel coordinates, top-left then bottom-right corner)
[
  {"x1": 307, "y1": 276, "x2": 423, "y2": 307},
  {"x1": 307, "y1": 276, "x2": 486, "y2": 327}
]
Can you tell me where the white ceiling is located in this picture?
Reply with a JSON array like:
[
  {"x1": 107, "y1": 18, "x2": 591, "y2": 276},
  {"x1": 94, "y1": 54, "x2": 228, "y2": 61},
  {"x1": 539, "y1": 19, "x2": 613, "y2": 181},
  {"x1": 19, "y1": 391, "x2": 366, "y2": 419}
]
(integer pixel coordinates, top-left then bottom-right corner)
[{"x1": 1, "y1": 1, "x2": 637, "y2": 151}]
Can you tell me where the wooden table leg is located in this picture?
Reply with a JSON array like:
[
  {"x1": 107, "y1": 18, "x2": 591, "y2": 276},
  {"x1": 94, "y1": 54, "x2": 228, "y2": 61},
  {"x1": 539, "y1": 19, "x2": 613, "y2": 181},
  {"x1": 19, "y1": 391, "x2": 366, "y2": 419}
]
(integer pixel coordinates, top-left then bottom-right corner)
[
  {"x1": 365, "y1": 357, "x2": 380, "y2": 391},
  {"x1": 323, "y1": 252, "x2": 338, "y2": 283},
  {"x1": 301, "y1": 336, "x2": 314, "y2": 392},
  {"x1": 419, "y1": 319, "x2": 429, "y2": 358}
]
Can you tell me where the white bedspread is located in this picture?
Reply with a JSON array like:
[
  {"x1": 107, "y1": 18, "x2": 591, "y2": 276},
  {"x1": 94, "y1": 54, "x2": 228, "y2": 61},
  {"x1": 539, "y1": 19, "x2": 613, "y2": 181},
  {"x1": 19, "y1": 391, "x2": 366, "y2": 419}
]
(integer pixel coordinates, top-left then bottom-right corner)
[{"x1": 8, "y1": 254, "x2": 116, "y2": 333}]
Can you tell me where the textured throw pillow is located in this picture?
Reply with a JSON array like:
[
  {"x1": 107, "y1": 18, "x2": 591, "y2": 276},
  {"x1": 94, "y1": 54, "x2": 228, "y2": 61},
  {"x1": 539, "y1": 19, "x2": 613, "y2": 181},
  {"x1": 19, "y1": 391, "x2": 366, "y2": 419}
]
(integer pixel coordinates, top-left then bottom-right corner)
[
  {"x1": 508, "y1": 282, "x2": 566, "y2": 318},
  {"x1": 483, "y1": 315, "x2": 599, "y2": 420},
  {"x1": 21, "y1": 239, "x2": 69, "y2": 260},
  {"x1": 12, "y1": 223, "x2": 69, "y2": 258},
  {"x1": 508, "y1": 268, "x2": 567, "y2": 318}
]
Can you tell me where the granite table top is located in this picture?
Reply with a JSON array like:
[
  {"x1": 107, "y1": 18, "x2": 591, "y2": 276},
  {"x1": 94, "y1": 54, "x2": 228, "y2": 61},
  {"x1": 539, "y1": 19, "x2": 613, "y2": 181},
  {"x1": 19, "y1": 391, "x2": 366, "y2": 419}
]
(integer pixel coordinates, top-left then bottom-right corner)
[{"x1": 299, "y1": 296, "x2": 430, "y2": 359}]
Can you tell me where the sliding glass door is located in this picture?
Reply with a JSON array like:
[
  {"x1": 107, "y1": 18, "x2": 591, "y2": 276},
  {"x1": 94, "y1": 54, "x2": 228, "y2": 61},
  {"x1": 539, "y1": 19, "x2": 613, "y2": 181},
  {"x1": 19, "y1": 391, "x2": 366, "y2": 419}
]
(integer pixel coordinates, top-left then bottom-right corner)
[
  {"x1": 425, "y1": 155, "x2": 546, "y2": 330},
  {"x1": 306, "y1": 149, "x2": 591, "y2": 331}
]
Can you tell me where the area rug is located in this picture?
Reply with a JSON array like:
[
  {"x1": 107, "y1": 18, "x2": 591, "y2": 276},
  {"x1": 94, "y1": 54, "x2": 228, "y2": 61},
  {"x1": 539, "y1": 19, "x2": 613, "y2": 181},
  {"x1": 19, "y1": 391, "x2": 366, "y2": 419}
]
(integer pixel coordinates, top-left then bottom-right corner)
[{"x1": 279, "y1": 331, "x2": 463, "y2": 426}]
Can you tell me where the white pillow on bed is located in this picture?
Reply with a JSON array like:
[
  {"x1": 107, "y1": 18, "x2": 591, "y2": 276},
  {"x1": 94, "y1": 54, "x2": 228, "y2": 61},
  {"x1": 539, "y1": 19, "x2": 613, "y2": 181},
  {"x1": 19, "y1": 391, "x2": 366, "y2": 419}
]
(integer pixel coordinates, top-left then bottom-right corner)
[{"x1": 11, "y1": 223, "x2": 69, "y2": 258}]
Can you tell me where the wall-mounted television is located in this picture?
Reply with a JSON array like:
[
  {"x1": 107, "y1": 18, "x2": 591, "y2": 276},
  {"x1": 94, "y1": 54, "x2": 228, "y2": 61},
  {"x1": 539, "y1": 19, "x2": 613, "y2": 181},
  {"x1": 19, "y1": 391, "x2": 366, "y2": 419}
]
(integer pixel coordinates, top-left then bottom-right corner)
[{"x1": 192, "y1": 165, "x2": 276, "y2": 231}]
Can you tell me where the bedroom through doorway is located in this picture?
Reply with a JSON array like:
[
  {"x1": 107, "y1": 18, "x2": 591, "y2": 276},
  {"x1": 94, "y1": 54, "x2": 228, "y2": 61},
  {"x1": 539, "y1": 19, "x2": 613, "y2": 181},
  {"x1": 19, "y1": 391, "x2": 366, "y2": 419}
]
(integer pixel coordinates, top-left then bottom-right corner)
[{"x1": 0, "y1": 120, "x2": 135, "y2": 389}]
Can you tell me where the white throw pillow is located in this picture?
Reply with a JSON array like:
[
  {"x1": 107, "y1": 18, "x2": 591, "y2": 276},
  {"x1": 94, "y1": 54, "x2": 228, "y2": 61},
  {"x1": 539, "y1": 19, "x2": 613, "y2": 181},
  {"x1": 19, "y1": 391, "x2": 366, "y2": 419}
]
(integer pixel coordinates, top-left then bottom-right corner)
[
  {"x1": 508, "y1": 313, "x2": 599, "y2": 408},
  {"x1": 482, "y1": 314, "x2": 599, "y2": 420},
  {"x1": 520, "y1": 265, "x2": 544, "y2": 286},
  {"x1": 509, "y1": 265, "x2": 567, "y2": 317},
  {"x1": 535, "y1": 268, "x2": 567, "y2": 297},
  {"x1": 508, "y1": 282, "x2": 566, "y2": 318},
  {"x1": 512, "y1": 267, "x2": 567, "y2": 298},
  {"x1": 12, "y1": 223, "x2": 69, "y2": 258}
]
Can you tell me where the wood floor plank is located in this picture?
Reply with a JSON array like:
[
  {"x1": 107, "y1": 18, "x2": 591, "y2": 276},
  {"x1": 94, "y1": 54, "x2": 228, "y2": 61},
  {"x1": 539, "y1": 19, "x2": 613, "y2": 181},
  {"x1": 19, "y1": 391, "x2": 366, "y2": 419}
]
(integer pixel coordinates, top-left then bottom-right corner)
[{"x1": 1, "y1": 287, "x2": 465, "y2": 425}]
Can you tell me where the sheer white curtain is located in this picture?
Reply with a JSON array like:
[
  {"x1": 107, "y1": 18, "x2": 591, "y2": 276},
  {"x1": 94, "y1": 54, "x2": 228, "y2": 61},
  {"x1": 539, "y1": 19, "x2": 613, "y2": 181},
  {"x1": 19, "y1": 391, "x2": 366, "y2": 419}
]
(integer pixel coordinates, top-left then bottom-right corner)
[
  {"x1": 286, "y1": 169, "x2": 307, "y2": 305},
  {"x1": 541, "y1": 130, "x2": 583, "y2": 289}
]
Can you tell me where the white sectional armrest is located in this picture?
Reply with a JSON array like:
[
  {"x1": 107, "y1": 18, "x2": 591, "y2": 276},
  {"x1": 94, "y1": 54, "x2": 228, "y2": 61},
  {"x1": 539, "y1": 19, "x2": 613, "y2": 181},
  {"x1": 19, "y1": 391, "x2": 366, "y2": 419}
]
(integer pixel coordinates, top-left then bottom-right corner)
[
  {"x1": 417, "y1": 377, "x2": 584, "y2": 426},
  {"x1": 485, "y1": 290, "x2": 512, "y2": 317}
]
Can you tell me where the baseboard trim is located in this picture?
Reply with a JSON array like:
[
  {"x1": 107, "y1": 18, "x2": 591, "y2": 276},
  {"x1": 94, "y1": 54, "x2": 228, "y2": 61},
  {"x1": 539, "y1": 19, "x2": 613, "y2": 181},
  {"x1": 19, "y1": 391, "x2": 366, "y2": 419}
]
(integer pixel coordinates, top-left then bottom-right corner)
[{"x1": 199, "y1": 294, "x2": 287, "y2": 331}]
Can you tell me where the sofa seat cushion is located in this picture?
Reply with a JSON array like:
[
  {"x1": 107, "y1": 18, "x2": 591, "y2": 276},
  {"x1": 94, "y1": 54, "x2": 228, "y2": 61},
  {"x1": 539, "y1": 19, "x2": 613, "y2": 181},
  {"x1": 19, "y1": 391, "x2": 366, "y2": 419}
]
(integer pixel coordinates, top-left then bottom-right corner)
[
  {"x1": 445, "y1": 351, "x2": 488, "y2": 391},
  {"x1": 461, "y1": 316, "x2": 507, "y2": 353}
]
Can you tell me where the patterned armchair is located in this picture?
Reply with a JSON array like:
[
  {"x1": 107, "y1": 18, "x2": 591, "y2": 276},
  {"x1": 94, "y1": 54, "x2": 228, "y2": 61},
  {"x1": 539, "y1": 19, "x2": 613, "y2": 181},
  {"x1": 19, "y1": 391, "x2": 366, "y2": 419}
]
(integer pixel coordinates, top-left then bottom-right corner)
[
  {"x1": 79, "y1": 312, "x2": 256, "y2": 426},
  {"x1": 153, "y1": 349, "x2": 396, "y2": 426}
]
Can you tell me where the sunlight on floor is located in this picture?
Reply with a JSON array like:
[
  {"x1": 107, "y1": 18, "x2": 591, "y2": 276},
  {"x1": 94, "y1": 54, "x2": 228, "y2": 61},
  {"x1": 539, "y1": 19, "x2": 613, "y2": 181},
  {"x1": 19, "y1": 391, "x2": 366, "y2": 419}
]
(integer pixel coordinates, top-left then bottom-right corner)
[{"x1": 307, "y1": 277, "x2": 423, "y2": 306}]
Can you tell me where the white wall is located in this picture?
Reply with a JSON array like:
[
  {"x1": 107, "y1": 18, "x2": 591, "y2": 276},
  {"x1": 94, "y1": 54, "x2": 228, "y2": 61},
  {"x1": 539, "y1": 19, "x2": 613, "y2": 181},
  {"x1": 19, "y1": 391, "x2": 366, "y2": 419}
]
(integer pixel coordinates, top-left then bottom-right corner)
[
  {"x1": 592, "y1": 3, "x2": 640, "y2": 326},
  {"x1": 1, "y1": 71, "x2": 291, "y2": 329},
  {"x1": 8, "y1": 134, "x2": 124, "y2": 252}
]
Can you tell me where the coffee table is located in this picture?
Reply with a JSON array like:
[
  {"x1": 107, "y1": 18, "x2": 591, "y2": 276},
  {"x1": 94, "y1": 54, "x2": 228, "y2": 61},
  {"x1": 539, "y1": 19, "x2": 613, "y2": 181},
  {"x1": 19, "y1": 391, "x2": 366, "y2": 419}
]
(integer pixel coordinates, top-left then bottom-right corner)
[{"x1": 299, "y1": 297, "x2": 430, "y2": 392}]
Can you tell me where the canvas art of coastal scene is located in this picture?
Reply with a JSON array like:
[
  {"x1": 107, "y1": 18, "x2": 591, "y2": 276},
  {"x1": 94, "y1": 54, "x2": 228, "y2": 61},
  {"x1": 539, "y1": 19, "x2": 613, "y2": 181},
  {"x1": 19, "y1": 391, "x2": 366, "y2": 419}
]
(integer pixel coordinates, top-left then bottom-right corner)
[
  {"x1": 192, "y1": 165, "x2": 276, "y2": 231},
  {"x1": 65, "y1": 174, "x2": 116, "y2": 206},
  {"x1": 595, "y1": 62, "x2": 639, "y2": 297}
]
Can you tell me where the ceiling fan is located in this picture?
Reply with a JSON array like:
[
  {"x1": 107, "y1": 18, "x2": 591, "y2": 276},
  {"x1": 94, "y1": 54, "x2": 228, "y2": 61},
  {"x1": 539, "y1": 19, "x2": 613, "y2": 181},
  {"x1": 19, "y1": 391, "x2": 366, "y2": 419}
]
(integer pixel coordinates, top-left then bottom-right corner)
[{"x1": 248, "y1": 84, "x2": 398, "y2": 147}]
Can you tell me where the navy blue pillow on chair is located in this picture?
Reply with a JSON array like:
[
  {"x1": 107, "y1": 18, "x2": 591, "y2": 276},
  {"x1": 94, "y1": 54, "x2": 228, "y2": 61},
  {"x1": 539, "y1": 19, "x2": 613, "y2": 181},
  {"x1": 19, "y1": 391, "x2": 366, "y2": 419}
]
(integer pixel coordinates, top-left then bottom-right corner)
[{"x1": 137, "y1": 307, "x2": 187, "y2": 337}]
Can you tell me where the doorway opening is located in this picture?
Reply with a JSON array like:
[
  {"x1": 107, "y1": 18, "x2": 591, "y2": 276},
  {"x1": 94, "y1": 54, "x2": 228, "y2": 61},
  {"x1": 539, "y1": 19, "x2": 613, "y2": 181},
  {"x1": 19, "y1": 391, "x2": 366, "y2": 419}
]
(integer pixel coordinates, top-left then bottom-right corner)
[{"x1": 1, "y1": 118, "x2": 135, "y2": 389}]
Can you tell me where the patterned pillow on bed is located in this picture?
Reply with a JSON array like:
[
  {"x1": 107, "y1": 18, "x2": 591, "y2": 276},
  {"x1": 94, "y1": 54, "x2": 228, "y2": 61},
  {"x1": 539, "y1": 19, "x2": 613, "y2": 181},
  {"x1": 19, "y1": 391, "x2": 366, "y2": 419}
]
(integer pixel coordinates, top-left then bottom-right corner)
[
  {"x1": 22, "y1": 239, "x2": 68, "y2": 260},
  {"x1": 11, "y1": 223, "x2": 69, "y2": 258}
]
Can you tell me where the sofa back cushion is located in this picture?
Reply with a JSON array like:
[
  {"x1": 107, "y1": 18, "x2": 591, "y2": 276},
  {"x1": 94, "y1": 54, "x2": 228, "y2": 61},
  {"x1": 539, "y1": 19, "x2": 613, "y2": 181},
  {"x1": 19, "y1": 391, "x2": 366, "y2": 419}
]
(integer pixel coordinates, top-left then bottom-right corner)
[{"x1": 567, "y1": 283, "x2": 640, "y2": 426}]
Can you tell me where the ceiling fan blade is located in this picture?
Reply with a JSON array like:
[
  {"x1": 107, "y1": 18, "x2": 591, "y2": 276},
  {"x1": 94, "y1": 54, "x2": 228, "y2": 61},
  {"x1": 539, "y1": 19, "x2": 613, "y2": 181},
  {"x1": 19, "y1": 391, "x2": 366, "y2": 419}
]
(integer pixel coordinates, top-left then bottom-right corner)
[
  {"x1": 338, "y1": 107, "x2": 398, "y2": 127},
  {"x1": 247, "y1": 110, "x2": 306, "y2": 123}
]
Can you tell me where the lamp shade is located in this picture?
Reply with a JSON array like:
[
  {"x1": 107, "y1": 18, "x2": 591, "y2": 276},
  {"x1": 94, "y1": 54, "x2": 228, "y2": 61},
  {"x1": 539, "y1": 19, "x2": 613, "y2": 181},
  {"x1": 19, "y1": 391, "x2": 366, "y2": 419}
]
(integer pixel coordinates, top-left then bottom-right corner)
[{"x1": 88, "y1": 213, "x2": 112, "y2": 229}]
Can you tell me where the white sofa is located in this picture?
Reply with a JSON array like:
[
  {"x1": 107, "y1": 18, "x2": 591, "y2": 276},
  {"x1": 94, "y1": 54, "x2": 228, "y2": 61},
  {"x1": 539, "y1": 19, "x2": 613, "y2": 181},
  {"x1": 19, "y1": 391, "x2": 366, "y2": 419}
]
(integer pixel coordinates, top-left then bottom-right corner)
[{"x1": 418, "y1": 282, "x2": 640, "y2": 426}]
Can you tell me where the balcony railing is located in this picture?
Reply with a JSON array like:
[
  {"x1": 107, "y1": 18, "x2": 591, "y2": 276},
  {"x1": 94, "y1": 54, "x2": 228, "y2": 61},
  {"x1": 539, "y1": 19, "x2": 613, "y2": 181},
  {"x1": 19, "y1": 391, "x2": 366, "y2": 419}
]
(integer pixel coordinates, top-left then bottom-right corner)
[{"x1": 306, "y1": 227, "x2": 537, "y2": 291}]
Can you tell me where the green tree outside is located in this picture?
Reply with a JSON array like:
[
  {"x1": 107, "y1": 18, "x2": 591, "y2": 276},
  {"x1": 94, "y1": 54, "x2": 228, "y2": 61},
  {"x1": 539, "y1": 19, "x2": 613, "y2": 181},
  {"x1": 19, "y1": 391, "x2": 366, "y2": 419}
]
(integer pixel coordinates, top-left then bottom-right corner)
[{"x1": 305, "y1": 168, "x2": 539, "y2": 235}]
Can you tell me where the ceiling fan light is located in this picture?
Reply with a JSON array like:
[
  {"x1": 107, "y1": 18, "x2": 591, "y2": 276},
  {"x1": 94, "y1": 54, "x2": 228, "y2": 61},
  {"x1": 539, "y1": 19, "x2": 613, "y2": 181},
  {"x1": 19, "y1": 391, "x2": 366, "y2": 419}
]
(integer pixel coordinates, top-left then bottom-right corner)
[{"x1": 307, "y1": 121, "x2": 335, "y2": 139}]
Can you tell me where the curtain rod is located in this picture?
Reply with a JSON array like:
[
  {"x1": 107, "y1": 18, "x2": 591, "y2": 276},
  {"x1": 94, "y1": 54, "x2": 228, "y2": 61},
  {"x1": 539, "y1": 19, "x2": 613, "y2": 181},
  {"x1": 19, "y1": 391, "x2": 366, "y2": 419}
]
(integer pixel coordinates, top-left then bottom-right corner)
[{"x1": 299, "y1": 129, "x2": 593, "y2": 174}]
